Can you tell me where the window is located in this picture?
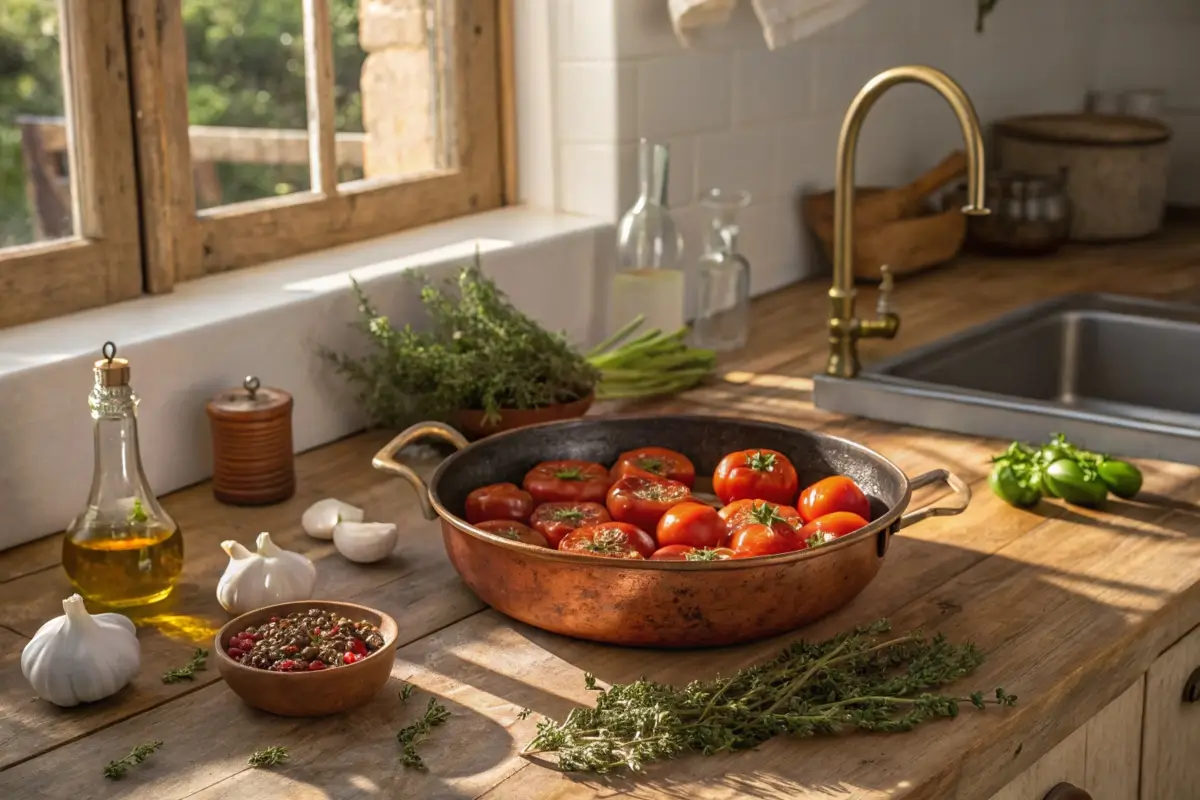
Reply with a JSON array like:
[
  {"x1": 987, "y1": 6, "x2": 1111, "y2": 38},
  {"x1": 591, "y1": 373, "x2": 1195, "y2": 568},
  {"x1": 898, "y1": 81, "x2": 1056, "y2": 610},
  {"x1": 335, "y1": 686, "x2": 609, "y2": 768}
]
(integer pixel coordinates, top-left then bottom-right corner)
[{"x1": 0, "y1": 0, "x2": 511, "y2": 328}]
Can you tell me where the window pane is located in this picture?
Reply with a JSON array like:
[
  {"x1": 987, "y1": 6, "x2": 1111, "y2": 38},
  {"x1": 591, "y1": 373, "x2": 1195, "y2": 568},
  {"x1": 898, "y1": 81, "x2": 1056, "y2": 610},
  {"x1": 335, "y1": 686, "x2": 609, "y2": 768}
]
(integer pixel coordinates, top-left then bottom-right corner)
[
  {"x1": 0, "y1": 0, "x2": 74, "y2": 246},
  {"x1": 343, "y1": 0, "x2": 454, "y2": 186},
  {"x1": 183, "y1": 0, "x2": 310, "y2": 209}
]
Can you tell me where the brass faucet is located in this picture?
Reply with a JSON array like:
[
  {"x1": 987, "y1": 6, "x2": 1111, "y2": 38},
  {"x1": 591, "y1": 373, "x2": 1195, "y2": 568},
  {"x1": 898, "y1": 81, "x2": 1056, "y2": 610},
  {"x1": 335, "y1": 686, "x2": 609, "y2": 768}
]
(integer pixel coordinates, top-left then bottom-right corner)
[{"x1": 826, "y1": 66, "x2": 990, "y2": 378}]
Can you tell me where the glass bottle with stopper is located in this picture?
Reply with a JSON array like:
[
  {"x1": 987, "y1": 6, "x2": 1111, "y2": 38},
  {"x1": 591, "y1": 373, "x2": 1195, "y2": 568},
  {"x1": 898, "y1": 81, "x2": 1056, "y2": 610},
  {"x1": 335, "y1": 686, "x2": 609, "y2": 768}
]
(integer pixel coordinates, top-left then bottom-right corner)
[
  {"x1": 62, "y1": 342, "x2": 183, "y2": 607},
  {"x1": 611, "y1": 138, "x2": 685, "y2": 336},
  {"x1": 693, "y1": 188, "x2": 752, "y2": 352}
]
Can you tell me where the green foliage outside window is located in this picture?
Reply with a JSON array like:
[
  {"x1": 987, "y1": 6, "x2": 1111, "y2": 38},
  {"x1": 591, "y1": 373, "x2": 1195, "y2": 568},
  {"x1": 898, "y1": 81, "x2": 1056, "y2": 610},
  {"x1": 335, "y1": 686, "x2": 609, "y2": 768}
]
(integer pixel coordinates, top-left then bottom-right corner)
[{"x1": 0, "y1": 0, "x2": 364, "y2": 246}]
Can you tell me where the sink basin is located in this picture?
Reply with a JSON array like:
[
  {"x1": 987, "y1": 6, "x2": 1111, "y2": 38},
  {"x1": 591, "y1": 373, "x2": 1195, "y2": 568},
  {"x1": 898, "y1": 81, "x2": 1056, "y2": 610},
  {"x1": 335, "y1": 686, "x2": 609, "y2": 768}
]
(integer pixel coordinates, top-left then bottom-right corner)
[{"x1": 813, "y1": 293, "x2": 1200, "y2": 464}]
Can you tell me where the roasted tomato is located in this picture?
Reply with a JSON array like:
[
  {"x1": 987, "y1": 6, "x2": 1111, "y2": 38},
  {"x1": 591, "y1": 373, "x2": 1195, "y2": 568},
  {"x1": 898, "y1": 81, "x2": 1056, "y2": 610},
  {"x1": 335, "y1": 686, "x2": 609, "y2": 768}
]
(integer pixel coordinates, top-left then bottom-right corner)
[
  {"x1": 523, "y1": 460, "x2": 613, "y2": 504},
  {"x1": 728, "y1": 520, "x2": 804, "y2": 558},
  {"x1": 798, "y1": 511, "x2": 869, "y2": 548},
  {"x1": 473, "y1": 520, "x2": 550, "y2": 548},
  {"x1": 656, "y1": 502, "x2": 726, "y2": 549},
  {"x1": 610, "y1": 447, "x2": 697, "y2": 488},
  {"x1": 559, "y1": 522, "x2": 656, "y2": 560},
  {"x1": 718, "y1": 499, "x2": 802, "y2": 533},
  {"x1": 798, "y1": 475, "x2": 871, "y2": 523},
  {"x1": 528, "y1": 501, "x2": 611, "y2": 548},
  {"x1": 606, "y1": 476, "x2": 694, "y2": 531},
  {"x1": 649, "y1": 545, "x2": 736, "y2": 562},
  {"x1": 464, "y1": 482, "x2": 535, "y2": 524},
  {"x1": 712, "y1": 449, "x2": 799, "y2": 506}
]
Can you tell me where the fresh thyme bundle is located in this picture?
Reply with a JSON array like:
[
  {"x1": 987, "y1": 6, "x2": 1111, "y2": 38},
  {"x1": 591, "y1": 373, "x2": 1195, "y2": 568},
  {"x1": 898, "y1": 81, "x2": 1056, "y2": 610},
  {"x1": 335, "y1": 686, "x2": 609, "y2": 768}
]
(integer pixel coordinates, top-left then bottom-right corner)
[
  {"x1": 523, "y1": 620, "x2": 1016, "y2": 773},
  {"x1": 326, "y1": 264, "x2": 599, "y2": 429},
  {"x1": 327, "y1": 264, "x2": 719, "y2": 429}
]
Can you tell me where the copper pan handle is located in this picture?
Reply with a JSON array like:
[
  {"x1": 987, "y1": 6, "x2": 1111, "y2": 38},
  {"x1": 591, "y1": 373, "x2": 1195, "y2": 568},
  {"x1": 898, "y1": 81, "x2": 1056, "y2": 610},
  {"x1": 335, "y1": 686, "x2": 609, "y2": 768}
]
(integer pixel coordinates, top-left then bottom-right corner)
[
  {"x1": 898, "y1": 469, "x2": 971, "y2": 529},
  {"x1": 371, "y1": 422, "x2": 469, "y2": 520}
]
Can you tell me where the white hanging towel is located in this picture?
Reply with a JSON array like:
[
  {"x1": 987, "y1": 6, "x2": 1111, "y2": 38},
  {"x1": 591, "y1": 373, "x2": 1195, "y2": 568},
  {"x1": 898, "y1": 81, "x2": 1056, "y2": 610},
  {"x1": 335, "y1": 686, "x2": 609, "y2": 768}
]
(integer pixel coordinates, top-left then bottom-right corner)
[{"x1": 669, "y1": 0, "x2": 871, "y2": 50}]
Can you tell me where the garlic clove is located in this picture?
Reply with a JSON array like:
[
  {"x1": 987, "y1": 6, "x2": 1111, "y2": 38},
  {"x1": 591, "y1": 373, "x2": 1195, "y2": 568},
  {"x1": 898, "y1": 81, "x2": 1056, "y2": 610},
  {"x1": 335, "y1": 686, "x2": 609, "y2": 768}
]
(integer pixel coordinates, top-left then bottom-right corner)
[
  {"x1": 222, "y1": 540, "x2": 254, "y2": 560},
  {"x1": 301, "y1": 498, "x2": 365, "y2": 540},
  {"x1": 333, "y1": 521, "x2": 399, "y2": 564},
  {"x1": 216, "y1": 533, "x2": 317, "y2": 615}
]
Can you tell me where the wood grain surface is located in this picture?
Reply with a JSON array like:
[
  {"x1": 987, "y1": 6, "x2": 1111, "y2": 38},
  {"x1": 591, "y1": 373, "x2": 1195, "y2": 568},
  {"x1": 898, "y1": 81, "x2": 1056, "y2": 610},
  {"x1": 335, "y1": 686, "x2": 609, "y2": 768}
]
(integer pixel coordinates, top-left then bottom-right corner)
[{"x1": 3, "y1": 229, "x2": 1200, "y2": 798}]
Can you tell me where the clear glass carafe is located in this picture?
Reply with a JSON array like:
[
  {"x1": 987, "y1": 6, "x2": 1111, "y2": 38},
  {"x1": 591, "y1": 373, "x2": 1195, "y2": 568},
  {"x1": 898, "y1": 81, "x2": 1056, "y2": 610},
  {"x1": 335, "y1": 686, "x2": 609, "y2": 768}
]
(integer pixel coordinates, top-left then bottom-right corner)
[
  {"x1": 693, "y1": 188, "x2": 751, "y2": 352},
  {"x1": 611, "y1": 139, "x2": 685, "y2": 335},
  {"x1": 62, "y1": 343, "x2": 183, "y2": 608}
]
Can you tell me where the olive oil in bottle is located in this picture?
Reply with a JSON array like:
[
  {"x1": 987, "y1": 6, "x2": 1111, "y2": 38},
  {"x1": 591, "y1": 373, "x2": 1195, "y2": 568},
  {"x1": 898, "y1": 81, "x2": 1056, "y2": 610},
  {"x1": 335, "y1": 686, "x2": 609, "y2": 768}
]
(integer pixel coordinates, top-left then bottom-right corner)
[{"x1": 63, "y1": 343, "x2": 184, "y2": 608}]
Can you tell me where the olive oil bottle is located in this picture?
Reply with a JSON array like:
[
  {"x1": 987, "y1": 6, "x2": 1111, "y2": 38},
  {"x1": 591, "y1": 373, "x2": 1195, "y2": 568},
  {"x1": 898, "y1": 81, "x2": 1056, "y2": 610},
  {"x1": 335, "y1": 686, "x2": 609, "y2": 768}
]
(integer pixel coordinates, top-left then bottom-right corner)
[{"x1": 62, "y1": 343, "x2": 183, "y2": 607}]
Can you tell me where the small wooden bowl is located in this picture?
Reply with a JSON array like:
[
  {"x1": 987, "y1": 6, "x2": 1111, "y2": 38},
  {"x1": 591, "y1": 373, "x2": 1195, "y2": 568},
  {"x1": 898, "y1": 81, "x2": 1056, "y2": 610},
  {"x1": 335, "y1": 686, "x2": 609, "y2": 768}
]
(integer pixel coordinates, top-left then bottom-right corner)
[
  {"x1": 213, "y1": 600, "x2": 398, "y2": 717},
  {"x1": 801, "y1": 188, "x2": 967, "y2": 280}
]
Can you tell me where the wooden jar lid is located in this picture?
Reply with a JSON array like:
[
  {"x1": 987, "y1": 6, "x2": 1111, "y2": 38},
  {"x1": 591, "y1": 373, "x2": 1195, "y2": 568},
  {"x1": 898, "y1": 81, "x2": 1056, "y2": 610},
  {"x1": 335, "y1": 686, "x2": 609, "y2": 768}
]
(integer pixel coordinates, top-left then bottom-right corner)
[
  {"x1": 206, "y1": 376, "x2": 296, "y2": 506},
  {"x1": 206, "y1": 376, "x2": 293, "y2": 421},
  {"x1": 995, "y1": 114, "x2": 1171, "y2": 147}
]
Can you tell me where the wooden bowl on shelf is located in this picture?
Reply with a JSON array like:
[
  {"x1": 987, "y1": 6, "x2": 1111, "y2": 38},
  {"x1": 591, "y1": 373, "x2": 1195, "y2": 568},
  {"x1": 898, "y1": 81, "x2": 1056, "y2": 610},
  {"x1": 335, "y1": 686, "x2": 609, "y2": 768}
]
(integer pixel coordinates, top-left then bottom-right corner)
[
  {"x1": 801, "y1": 189, "x2": 967, "y2": 282},
  {"x1": 213, "y1": 600, "x2": 398, "y2": 717}
]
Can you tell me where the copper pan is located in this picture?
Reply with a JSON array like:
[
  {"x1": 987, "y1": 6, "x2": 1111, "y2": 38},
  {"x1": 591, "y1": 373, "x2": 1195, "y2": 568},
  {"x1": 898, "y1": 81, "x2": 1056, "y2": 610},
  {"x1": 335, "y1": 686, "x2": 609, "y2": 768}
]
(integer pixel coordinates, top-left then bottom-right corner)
[{"x1": 373, "y1": 415, "x2": 970, "y2": 648}]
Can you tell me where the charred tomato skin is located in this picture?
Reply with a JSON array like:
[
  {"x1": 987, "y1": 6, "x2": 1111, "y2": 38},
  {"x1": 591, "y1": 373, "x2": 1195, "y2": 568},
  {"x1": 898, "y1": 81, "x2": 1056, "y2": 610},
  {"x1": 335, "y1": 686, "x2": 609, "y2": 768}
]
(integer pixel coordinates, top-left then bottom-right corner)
[
  {"x1": 558, "y1": 522, "x2": 656, "y2": 559},
  {"x1": 473, "y1": 519, "x2": 551, "y2": 548},
  {"x1": 464, "y1": 482, "x2": 535, "y2": 524},
  {"x1": 798, "y1": 475, "x2": 871, "y2": 524},
  {"x1": 528, "y1": 501, "x2": 611, "y2": 548},
  {"x1": 523, "y1": 460, "x2": 613, "y2": 504},
  {"x1": 610, "y1": 447, "x2": 697, "y2": 488},
  {"x1": 712, "y1": 449, "x2": 800, "y2": 506},
  {"x1": 606, "y1": 475, "x2": 695, "y2": 531},
  {"x1": 656, "y1": 502, "x2": 727, "y2": 549}
]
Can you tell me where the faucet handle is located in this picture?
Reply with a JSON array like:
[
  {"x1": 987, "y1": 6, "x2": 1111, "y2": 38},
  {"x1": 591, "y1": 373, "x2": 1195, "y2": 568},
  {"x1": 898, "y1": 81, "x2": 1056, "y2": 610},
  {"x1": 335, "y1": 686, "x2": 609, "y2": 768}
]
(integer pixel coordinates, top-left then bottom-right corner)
[{"x1": 876, "y1": 265, "x2": 896, "y2": 316}]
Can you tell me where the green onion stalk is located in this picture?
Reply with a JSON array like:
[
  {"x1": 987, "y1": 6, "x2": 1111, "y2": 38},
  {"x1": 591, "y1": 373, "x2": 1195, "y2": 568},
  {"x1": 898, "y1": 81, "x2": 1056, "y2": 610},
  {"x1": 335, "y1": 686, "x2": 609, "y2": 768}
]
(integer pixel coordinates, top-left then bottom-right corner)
[{"x1": 585, "y1": 316, "x2": 717, "y2": 400}]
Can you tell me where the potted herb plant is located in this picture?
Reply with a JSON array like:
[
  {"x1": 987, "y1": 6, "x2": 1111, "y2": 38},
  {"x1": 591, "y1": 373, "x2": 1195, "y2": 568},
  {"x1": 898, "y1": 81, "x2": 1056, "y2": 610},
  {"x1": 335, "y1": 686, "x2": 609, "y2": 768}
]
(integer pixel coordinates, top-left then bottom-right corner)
[{"x1": 325, "y1": 265, "x2": 600, "y2": 437}]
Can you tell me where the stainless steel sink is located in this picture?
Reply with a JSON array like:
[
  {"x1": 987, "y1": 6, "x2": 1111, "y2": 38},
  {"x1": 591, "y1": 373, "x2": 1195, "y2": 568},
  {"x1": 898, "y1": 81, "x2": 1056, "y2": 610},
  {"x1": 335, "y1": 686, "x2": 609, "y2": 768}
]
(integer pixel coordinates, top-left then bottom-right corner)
[{"x1": 813, "y1": 293, "x2": 1200, "y2": 464}]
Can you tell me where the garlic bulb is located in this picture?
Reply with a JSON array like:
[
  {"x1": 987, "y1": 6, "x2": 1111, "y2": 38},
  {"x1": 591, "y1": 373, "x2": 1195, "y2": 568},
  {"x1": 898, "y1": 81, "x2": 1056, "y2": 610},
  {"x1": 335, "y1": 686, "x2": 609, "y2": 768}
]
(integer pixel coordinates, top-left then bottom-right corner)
[
  {"x1": 21, "y1": 594, "x2": 141, "y2": 707},
  {"x1": 333, "y1": 521, "x2": 398, "y2": 564},
  {"x1": 216, "y1": 532, "x2": 317, "y2": 614},
  {"x1": 301, "y1": 498, "x2": 365, "y2": 540}
]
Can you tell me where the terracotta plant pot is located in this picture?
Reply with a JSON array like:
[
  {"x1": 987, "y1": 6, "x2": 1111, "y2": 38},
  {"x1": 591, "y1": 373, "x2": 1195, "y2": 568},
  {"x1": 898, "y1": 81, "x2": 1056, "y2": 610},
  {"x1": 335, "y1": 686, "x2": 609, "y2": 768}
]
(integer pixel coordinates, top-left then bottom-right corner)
[
  {"x1": 452, "y1": 393, "x2": 594, "y2": 439},
  {"x1": 213, "y1": 600, "x2": 398, "y2": 717}
]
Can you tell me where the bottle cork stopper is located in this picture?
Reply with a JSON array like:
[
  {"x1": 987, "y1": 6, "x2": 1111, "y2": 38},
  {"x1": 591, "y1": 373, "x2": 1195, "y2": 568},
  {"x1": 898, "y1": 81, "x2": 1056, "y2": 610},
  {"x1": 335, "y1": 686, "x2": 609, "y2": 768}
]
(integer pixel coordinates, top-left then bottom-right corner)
[{"x1": 94, "y1": 341, "x2": 131, "y2": 387}]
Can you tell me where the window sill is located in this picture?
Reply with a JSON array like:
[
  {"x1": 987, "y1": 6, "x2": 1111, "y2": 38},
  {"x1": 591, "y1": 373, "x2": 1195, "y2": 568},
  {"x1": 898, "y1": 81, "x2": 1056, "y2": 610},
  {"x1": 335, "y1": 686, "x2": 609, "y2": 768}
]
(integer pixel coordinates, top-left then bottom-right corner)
[{"x1": 0, "y1": 206, "x2": 611, "y2": 550}]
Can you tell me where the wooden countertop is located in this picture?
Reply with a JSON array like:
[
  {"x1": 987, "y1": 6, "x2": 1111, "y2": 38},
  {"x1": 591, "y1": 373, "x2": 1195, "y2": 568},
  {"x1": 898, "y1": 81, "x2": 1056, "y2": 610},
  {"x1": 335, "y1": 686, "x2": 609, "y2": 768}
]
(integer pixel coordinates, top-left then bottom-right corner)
[{"x1": 4, "y1": 228, "x2": 1200, "y2": 799}]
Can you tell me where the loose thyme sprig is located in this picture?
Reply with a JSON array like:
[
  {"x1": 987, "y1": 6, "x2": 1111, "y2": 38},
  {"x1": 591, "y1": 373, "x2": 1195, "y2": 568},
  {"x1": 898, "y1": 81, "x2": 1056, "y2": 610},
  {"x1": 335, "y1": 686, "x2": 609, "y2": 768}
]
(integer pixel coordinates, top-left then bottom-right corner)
[
  {"x1": 523, "y1": 620, "x2": 1017, "y2": 773},
  {"x1": 397, "y1": 696, "x2": 451, "y2": 770},
  {"x1": 161, "y1": 648, "x2": 208, "y2": 683},
  {"x1": 248, "y1": 746, "x2": 290, "y2": 768},
  {"x1": 103, "y1": 741, "x2": 163, "y2": 780}
]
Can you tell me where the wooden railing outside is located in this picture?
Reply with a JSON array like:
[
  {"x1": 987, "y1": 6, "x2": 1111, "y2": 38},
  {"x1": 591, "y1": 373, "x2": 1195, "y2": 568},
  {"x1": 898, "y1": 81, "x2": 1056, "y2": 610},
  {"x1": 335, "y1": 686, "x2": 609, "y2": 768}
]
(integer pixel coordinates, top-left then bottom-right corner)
[{"x1": 16, "y1": 115, "x2": 367, "y2": 239}]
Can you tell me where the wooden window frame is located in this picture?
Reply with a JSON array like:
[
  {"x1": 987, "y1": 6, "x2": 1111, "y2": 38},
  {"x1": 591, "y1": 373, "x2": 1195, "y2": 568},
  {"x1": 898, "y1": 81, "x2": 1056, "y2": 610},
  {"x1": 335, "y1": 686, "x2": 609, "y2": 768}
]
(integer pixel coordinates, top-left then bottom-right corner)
[
  {"x1": 0, "y1": 0, "x2": 142, "y2": 329},
  {"x1": 126, "y1": 0, "x2": 508, "y2": 293}
]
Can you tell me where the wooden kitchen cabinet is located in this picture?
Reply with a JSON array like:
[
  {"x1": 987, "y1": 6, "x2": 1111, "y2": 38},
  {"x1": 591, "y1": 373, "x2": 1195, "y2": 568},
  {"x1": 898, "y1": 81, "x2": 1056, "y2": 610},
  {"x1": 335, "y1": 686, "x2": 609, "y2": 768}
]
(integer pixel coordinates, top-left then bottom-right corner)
[
  {"x1": 988, "y1": 678, "x2": 1144, "y2": 800},
  {"x1": 1141, "y1": 622, "x2": 1200, "y2": 800}
]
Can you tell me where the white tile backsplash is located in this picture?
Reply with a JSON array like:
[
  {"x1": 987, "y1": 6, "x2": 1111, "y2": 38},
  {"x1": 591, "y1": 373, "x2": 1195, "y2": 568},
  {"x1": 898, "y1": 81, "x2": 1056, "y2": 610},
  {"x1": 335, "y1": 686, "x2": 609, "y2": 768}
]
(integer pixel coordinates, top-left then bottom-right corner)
[
  {"x1": 732, "y1": 44, "x2": 813, "y2": 125},
  {"x1": 546, "y1": 0, "x2": 1200, "y2": 275},
  {"x1": 637, "y1": 52, "x2": 733, "y2": 138},
  {"x1": 696, "y1": 127, "x2": 779, "y2": 204},
  {"x1": 556, "y1": 62, "x2": 634, "y2": 143}
]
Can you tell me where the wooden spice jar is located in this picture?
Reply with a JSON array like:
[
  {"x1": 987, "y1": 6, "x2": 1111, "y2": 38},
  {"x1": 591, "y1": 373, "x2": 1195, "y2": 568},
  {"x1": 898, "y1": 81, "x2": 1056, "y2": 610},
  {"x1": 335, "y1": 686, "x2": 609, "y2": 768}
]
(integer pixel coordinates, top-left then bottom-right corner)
[{"x1": 206, "y1": 376, "x2": 296, "y2": 506}]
